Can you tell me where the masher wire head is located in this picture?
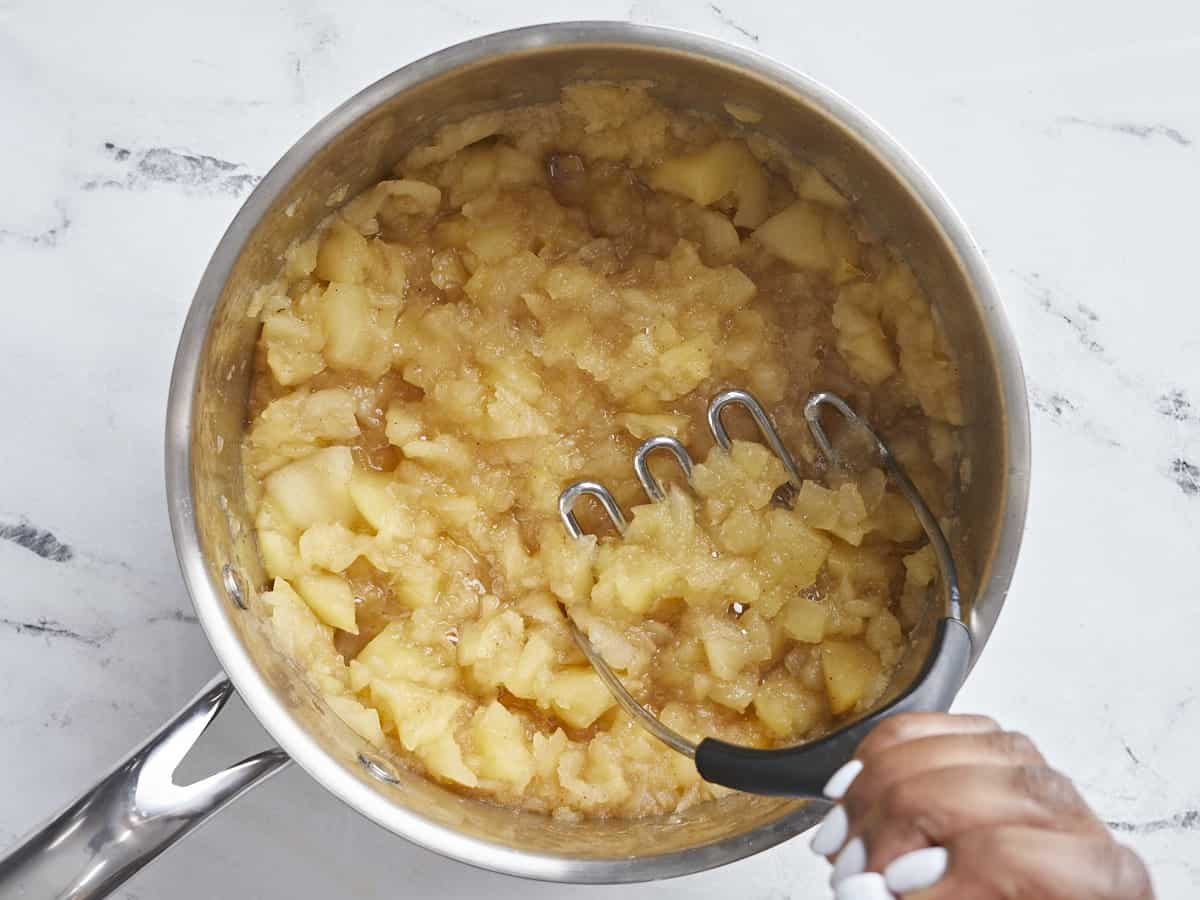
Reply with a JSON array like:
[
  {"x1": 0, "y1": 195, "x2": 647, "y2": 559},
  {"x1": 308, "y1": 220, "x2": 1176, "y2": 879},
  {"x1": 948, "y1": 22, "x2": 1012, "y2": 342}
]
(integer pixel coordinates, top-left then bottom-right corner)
[{"x1": 556, "y1": 388, "x2": 963, "y2": 762}]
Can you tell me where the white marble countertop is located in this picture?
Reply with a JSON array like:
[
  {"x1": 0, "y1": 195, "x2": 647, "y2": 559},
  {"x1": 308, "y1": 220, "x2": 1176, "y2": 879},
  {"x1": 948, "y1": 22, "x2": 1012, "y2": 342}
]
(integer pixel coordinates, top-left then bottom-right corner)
[{"x1": 3, "y1": 1, "x2": 1198, "y2": 896}]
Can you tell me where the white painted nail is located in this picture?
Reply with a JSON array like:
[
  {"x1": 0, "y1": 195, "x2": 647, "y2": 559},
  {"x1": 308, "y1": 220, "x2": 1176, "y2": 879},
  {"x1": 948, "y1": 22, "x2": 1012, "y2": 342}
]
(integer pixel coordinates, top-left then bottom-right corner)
[
  {"x1": 810, "y1": 804, "x2": 849, "y2": 856},
  {"x1": 833, "y1": 872, "x2": 894, "y2": 900},
  {"x1": 823, "y1": 759, "x2": 864, "y2": 799},
  {"x1": 884, "y1": 846, "x2": 949, "y2": 893},
  {"x1": 831, "y1": 836, "x2": 867, "y2": 885},
  {"x1": 820, "y1": 763, "x2": 868, "y2": 801}
]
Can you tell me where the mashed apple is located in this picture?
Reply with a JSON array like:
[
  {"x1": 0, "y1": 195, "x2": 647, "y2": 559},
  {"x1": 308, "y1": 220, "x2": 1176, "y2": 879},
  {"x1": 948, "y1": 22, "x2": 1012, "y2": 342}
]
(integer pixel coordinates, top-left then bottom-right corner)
[{"x1": 241, "y1": 83, "x2": 963, "y2": 818}]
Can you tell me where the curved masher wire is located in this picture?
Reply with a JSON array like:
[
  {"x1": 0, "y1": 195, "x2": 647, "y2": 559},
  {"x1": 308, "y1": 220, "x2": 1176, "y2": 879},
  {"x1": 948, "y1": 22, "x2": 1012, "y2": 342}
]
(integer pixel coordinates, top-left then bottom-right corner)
[
  {"x1": 555, "y1": 389, "x2": 963, "y2": 761},
  {"x1": 707, "y1": 388, "x2": 803, "y2": 487},
  {"x1": 803, "y1": 391, "x2": 962, "y2": 622},
  {"x1": 565, "y1": 619, "x2": 698, "y2": 758},
  {"x1": 558, "y1": 480, "x2": 627, "y2": 539},
  {"x1": 633, "y1": 435, "x2": 694, "y2": 502}
]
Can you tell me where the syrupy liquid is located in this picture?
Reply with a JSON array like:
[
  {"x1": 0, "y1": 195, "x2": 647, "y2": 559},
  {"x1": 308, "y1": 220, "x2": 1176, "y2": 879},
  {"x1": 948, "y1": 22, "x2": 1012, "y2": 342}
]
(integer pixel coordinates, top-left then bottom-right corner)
[{"x1": 241, "y1": 81, "x2": 962, "y2": 817}]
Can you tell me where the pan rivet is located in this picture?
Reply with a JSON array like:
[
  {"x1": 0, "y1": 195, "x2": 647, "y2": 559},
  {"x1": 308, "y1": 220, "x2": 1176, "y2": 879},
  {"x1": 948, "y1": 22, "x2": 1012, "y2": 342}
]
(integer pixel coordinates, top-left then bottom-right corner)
[
  {"x1": 358, "y1": 752, "x2": 401, "y2": 785},
  {"x1": 221, "y1": 564, "x2": 247, "y2": 610}
]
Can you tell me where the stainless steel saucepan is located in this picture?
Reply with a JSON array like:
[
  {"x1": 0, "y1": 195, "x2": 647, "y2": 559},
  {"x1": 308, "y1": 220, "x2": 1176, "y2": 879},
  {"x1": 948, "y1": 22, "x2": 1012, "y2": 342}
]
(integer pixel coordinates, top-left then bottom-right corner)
[{"x1": 0, "y1": 22, "x2": 1030, "y2": 898}]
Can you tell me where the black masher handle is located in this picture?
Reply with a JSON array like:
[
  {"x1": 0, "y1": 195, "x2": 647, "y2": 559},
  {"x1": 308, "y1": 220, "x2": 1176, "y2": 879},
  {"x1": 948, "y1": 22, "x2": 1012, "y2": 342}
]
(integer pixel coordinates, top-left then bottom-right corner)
[{"x1": 695, "y1": 618, "x2": 972, "y2": 797}]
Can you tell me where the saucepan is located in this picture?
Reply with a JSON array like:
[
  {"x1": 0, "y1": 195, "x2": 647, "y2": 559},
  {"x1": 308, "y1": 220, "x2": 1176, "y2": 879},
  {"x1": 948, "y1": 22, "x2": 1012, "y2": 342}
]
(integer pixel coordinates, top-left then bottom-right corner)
[{"x1": 0, "y1": 22, "x2": 1030, "y2": 899}]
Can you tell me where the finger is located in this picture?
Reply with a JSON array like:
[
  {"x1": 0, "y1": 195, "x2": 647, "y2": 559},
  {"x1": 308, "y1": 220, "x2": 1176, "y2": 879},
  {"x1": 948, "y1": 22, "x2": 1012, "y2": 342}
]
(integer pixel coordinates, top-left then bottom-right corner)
[
  {"x1": 815, "y1": 715, "x2": 1001, "y2": 850},
  {"x1": 815, "y1": 728, "x2": 1038, "y2": 861},
  {"x1": 892, "y1": 826, "x2": 1155, "y2": 900},
  {"x1": 852, "y1": 764, "x2": 1106, "y2": 876},
  {"x1": 834, "y1": 872, "x2": 895, "y2": 900},
  {"x1": 843, "y1": 730, "x2": 1045, "y2": 823},
  {"x1": 820, "y1": 730, "x2": 1046, "y2": 868},
  {"x1": 853, "y1": 713, "x2": 1001, "y2": 763}
]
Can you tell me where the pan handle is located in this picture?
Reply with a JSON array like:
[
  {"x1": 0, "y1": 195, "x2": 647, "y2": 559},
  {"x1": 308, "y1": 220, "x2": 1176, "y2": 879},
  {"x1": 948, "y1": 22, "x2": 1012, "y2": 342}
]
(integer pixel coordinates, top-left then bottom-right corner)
[{"x1": 0, "y1": 674, "x2": 290, "y2": 900}]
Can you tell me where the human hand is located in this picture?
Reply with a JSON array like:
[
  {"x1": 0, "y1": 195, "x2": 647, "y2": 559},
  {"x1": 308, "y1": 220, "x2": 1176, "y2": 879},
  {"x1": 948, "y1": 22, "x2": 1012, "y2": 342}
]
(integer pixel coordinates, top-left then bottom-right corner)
[{"x1": 808, "y1": 713, "x2": 1154, "y2": 899}]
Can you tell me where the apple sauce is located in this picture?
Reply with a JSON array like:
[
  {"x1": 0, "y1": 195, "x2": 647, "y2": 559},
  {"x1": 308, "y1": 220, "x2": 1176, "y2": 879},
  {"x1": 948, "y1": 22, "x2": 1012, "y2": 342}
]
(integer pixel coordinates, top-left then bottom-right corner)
[{"x1": 240, "y1": 82, "x2": 962, "y2": 818}]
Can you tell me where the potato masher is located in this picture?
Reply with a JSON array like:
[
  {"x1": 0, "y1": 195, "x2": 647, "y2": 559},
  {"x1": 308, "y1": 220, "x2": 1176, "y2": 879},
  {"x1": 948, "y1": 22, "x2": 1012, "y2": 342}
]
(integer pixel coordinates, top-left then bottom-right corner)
[{"x1": 557, "y1": 389, "x2": 972, "y2": 798}]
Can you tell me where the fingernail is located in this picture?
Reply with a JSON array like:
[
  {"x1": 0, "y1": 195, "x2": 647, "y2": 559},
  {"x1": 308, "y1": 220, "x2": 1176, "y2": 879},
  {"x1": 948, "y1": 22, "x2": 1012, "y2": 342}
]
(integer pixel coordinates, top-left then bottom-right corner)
[
  {"x1": 833, "y1": 872, "x2": 894, "y2": 900},
  {"x1": 884, "y1": 846, "x2": 949, "y2": 893},
  {"x1": 823, "y1": 759, "x2": 864, "y2": 799},
  {"x1": 831, "y1": 836, "x2": 866, "y2": 885},
  {"x1": 810, "y1": 804, "x2": 849, "y2": 856}
]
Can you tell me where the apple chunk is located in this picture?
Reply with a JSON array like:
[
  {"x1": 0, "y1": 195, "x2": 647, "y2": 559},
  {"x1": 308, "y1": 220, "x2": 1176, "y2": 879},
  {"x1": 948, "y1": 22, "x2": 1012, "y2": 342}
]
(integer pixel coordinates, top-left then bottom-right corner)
[
  {"x1": 648, "y1": 139, "x2": 769, "y2": 228},
  {"x1": 264, "y1": 446, "x2": 357, "y2": 531}
]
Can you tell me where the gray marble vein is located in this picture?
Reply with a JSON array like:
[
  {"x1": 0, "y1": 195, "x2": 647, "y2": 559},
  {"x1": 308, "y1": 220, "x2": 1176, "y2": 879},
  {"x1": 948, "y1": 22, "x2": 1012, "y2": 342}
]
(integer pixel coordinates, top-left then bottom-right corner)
[
  {"x1": 1056, "y1": 116, "x2": 1192, "y2": 147},
  {"x1": 1157, "y1": 389, "x2": 1196, "y2": 423},
  {"x1": 1168, "y1": 458, "x2": 1200, "y2": 497},
  {"x1": 0, "y1": 205, "x2": 71, "y2": 248},
  {"x1": 1014, "y1": 271, "x2": 1106, "y2": 357},
  {"x1": 83, "y1": 143, "x2": 261, "y2": 195},
  {"x1": 1109, "y1": 810, "x2": 1200, "y2": 835},
  {"x1": 0, "y1": 616, "x2": 112, "y2": 648},
  {"x1": 285, "y1": 7, "x2": 342, "y2": 99},
  {"x1": 1028, "y1": 385, "x2": 1121, "y2": 447},
  {"x1": 145, "y1": 609, "x2": 201, "y2": 626},
  {"x1": 708, "y1": 4, "x2": 759, "y2": 42},
  {"x1": 0, "y1": 519, "x2": 73, "y2": 562},
  {"x1": 1030, "y1": 389, "x2": 1077, "y2": 422}
]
